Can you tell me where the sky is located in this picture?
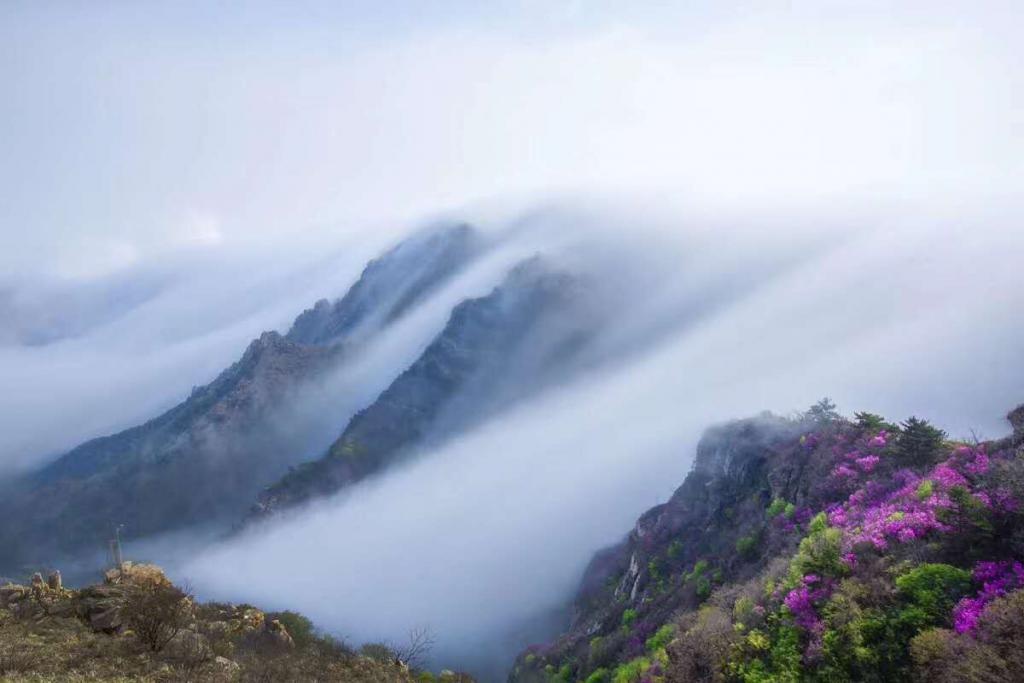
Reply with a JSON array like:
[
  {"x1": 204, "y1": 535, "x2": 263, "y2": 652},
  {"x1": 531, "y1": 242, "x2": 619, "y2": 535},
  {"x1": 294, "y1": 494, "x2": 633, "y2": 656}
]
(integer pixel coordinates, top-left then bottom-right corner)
[{"x1": 1, "y1": 1, "x2": 1021, "y2": 277}]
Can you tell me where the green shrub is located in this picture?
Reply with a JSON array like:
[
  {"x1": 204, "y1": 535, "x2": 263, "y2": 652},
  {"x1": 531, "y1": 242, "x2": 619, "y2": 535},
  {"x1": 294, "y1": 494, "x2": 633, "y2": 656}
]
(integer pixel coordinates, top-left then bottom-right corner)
[
  {"x1": 621, "y1": 608, "x2": 638, "y2": 629},
  {"x1": 611, "y1": 656, "x2": 650, "y2": 683},
  {"x1": 895, "y1": 417, "x2": 946, "y2": 467},
  {"x1": 766, "y1": 499, "x2": 788, "y2": 518},
  {"x1": 645, "y1": 624, "x2": 675, "y2": 651},
  {"x1": 736, "y1": 534, "x2": 760, "y2": 560},
  {"x1": 584, "y1": 668, "x2": 609, "y2": 683},
  {"x1": 790, "y1": 513, "x2": 846, "y2": 580},
  {"x1": 268, "y1": 610, "x2": 315, "y2": 649},
  {"x1": 896, "y1": 564, "x2": 972, "y2": 625}
]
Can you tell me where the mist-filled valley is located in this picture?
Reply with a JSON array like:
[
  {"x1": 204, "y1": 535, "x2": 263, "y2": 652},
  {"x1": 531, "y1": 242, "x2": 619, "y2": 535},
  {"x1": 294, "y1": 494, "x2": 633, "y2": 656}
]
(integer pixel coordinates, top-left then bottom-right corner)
[{"x1": 2, "y1": 201, "x2": 1023, "y2": 679}]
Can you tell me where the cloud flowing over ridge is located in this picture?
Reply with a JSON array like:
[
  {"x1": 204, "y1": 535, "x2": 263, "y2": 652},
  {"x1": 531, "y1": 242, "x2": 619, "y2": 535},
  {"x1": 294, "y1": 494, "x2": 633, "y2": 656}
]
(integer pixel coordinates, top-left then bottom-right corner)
[{"x1": 175, "y1": 204, "x2": 1024, "y2": 679}]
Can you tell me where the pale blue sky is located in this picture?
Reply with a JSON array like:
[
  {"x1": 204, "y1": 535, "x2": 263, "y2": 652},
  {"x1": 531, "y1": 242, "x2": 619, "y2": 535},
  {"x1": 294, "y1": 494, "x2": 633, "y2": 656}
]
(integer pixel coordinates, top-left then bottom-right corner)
[{"x1": 2, "y1": 1, "x2": 1021, "y2": 277}]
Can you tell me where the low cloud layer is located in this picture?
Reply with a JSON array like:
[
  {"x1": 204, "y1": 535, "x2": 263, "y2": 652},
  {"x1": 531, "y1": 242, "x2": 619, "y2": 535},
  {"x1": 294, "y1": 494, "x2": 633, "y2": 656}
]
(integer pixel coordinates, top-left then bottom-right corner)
[{"x1": 173, "y1": 204, "x2": 1024, "y2": 679}]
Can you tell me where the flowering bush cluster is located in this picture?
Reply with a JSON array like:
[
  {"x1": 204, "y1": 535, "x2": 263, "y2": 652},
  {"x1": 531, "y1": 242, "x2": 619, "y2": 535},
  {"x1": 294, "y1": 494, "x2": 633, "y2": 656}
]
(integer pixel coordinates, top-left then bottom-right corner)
[
  {"x1": 822, "y1": 444, "x2": 1014, "y2": 556},
  {"x1": 952, "y1": 560, "x2": 1024, "y2": 633},
  {"x1": 513, "y1": 405, "x2": 1024, "y2": 683}
]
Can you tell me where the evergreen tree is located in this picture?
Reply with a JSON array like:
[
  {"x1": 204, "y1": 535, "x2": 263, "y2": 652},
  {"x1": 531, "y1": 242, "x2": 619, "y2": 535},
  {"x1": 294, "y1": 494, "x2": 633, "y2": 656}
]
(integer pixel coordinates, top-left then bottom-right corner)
[
  {"x1": 895, "y1": 417, "x2": 946, "y2": 468},
  {"x1": 806, "y1": 398, "x2": 841, "y2": 424}
]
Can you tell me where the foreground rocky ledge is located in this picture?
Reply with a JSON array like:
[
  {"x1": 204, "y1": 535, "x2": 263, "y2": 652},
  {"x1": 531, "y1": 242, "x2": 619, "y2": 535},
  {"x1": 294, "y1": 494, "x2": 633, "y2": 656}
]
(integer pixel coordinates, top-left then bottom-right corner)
[{"x1": 0, "y1": 562, "x2": 471, "y2": 682}]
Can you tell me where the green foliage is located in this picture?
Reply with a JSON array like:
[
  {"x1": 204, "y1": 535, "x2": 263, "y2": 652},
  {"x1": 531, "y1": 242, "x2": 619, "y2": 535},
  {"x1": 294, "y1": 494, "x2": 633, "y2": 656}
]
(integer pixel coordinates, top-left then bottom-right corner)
[
  {"x1": 268, "y1": 610, "x2": 315, "y2": 649},
  {"x1": 611, "y1": 656, "x2": 650, "y2": 683},
  {"x1": 584, "y1": 668, "x2": 610, "y2": 683},
  {"x1": 895, "y1": 417, "x2": 946, "y2": 467},
  {"x1": 939, "y1": 485, "x2": 995, "y2": 542},
  {"x1": 683, "y1": 560, "x2": 714, "y2": 600},
  {"x1": 621, "y1": 608, "x2": 638, "y2": 629},
  {"x1": 766, "y1": 498, "x2": 788, "y2": 517},
  {"x1": 895, "y1": 564, "x2": 972, "y2": 624},
  {"x1": 667, "y1": 540, "x2": 683, "y2": 559},
  {"x1": 684, "y1": 560, "x2": 709, "y2": 583},
  {"x1": 736, "y1": 534, "x2": 760, "y2": 560},
  {"x1": 806, "y1": 397, "x2": 841, "y2": 424},
  {"x1": 360, "y1": 642, "x2": 396, "y2": 662},
  {"x1": 645, "y1": 624, "x2": 675, "y2": 652},
  {"x1": 855, "y1": 411, "x2": 896, "y2": 432},
  {"x1": 916, "y1": 479, "x2": 934, "y2": 501},
  {"x1": 731, "y1": 618, "x2": 802, "y2": 683},
  {"x1": 790, "y1": 513, "x2": 847, "y2": 580}
]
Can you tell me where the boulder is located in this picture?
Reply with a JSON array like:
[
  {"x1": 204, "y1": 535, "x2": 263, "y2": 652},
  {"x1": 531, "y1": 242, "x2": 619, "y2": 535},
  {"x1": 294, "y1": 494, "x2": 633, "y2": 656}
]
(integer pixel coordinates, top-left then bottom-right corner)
[
  {"x1": 47, "y1": 570, "x2": 62, "y2": 591},
  {"x1": 248, "y1": 618, "x2": 295, "y2": 653},
  {"x1": 214, "y1": 655, "x2": 241, "y2": 676},
  {"x1": 78, "y1": 584, "x2": 128, "y2": 632},
  {"x1": 0, "y1": 584, "x2": 27, "y2": 607},
  {"x1": 165, "y1": 629, "x2": 212, "y2": 661},
  {"x1": 89, "y1": 606, "x2": 123, "y2": 632}
]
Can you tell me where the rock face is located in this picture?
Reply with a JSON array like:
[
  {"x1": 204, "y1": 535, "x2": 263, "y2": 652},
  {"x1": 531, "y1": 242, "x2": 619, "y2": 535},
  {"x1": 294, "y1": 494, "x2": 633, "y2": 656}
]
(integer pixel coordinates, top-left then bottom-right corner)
[
  {"x1": 507, "y1": 414, "x2": 826, "y2": 682},
  {"x1": 0, "y1": 224, "x2": 480, "y2": 570},
  {"x1": 251, "y1": 257, "x2": 600, "y2": 519},
  {"x1": 286, "y1": 223, "x2": 478, "y2": 346}
]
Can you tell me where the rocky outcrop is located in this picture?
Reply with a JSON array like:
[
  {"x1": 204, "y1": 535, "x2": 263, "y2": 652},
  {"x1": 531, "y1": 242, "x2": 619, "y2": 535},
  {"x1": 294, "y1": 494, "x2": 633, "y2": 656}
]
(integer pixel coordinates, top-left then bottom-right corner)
[
  {"x1": 508, "y1": 413, "x2": 833, "y2": 682},
  {"x1": 1009, "y1": 404, "x2": 1024, "y2": 443},
  {"x1": 0, "y1": 563, "x2": 450, "y2": 681},
  {"x1": 286, "y1": 223, "x2": 479, "y2": 346}
]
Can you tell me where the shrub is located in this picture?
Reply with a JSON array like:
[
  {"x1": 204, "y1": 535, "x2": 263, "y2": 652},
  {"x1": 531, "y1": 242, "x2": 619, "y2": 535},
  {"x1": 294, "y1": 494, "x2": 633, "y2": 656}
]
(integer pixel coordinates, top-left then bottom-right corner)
[
  {"x1": 909, "y1": 628, "x2": 1006, "y2": 682},
  {"x1": 646, "y1": 624, "x2": 675, "y2": 652},
  {"x1": 621, "y1": 608, "x2": 638, "y2": 629},
  {"x1": 766, "y1": 499, "x2": 789, "y2": 518},
  {"x1": 121, "y1": 581, "x2": 193, "y2": 652},
  {"x1": 896, "y1": 564, "x2": 972, "y2": 625},
  {"x1": 736, "y1": 534, "x2": 760, "y2": 560},
  {"x1": 612, "y1": 656, "x2": 650, "y2": 683},
  {"x1": 790, "y1": 514, "x2": 846, "y2": 579},
  {"x1": 360, "y1": 642, "x2": 396, "y2": 663},
  {"x1": 269, "y1": 610, "x2": 314, "y2": 649},
  {"x1": 666, "y1": 606, "x2": 736, "y2": 683}
]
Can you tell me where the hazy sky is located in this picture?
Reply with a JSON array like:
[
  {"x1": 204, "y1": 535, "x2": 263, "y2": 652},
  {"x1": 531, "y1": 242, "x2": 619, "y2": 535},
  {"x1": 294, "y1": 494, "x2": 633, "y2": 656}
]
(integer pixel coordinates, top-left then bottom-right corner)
[{"x1": 2, "y1": 1, "x2": 1021, "y2": 277}]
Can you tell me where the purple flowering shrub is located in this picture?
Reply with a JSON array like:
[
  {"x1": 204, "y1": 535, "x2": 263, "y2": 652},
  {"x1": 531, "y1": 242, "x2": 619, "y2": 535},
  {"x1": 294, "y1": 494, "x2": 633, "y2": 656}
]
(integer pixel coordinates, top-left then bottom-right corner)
[{"x1": 952, "y1": 560, "x2": 1024, "y2": 633}]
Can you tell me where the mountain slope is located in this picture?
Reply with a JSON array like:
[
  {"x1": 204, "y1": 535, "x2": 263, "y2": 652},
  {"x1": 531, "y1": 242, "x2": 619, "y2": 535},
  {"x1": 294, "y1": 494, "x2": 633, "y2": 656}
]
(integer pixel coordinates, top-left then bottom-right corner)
[
  {"x1": 251, "y1": 257, "x2": 599, "y2": 519},
  {"x1": 509, "y1": 402, "x2": 1024, "y2": 683},
  {"x1": 0, "y1": 224, "x2": 480, "y2": 570}
]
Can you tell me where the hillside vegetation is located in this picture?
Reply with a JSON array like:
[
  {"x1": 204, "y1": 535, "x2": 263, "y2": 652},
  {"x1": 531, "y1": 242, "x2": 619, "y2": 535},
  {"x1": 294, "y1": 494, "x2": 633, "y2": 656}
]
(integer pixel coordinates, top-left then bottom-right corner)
[
  {"x1": 510, "y1": 400, "x2": 1024, "y2": 683},
  {"x1": 0, "y1": 562, "x2": 472, "y2": 682}
]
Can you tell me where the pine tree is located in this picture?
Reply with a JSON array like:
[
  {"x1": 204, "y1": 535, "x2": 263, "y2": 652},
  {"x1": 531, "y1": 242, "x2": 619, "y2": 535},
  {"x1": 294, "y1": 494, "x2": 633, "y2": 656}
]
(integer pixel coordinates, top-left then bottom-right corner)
[{"x1": 895, "y1": 417, "x2": 946, "y2": 468}]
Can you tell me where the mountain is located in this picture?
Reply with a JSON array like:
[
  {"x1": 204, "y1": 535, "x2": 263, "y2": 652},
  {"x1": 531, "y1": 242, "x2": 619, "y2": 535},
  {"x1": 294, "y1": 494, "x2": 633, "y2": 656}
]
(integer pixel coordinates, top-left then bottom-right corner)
[
  {"x1": 250, "y1": 256, "x2": 600, "y2": 520},
  {"x1": 0, "y1": 224, "x2": 480, "y2": 570},
  {"x1": 508, "y1": 402, "x2": 1024, "y2": 683}
]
